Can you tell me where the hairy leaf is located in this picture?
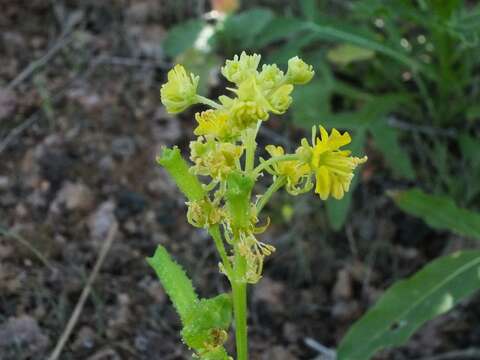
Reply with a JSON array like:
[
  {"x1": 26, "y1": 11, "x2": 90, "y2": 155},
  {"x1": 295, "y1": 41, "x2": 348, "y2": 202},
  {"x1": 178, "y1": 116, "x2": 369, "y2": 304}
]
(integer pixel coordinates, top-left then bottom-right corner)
[
  {"x1": 338, "y1": 250, "x2": 480, "y2": 359},
  {"x1": 147, "y1": 246, "x2": 198, "y2": 322}
]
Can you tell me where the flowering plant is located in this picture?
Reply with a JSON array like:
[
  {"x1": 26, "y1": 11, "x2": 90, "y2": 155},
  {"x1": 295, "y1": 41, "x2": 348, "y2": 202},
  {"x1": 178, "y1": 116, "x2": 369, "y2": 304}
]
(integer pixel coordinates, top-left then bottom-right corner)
[{"x1": 148, "y1": 52, "x2": 366, "y2": 360}]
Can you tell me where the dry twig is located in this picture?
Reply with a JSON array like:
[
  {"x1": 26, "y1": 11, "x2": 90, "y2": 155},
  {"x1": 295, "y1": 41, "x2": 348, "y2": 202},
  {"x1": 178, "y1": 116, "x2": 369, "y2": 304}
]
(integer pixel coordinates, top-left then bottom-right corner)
[
  {"x1": 47, "y1": 222, "x2": 118, "y2": 360},
  {"x1": 6, "y1": 11, "x2": 83, "y2": 90}
]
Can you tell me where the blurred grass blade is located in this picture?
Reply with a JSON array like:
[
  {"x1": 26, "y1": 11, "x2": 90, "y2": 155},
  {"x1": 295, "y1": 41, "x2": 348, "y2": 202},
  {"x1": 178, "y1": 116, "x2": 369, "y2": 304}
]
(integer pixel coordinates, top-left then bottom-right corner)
[
  {"x1": 327, "y1": 43, "x2": 375, "y2": 66},
  {"x1": 304, "y1": 22, "x2": 434, "y2": 78},
  {"x1": 338, "y1": 250, "x2": 480, "y2": 360},
  {"x1": 254, "y1": 17, "x2": 305, "y2": 49},
  {"x1": 370, "y1": 123, "x2": 415, "y2": 180},
  {"x1": 391, "y1": 188, "x2": 480, "y2": 240}
]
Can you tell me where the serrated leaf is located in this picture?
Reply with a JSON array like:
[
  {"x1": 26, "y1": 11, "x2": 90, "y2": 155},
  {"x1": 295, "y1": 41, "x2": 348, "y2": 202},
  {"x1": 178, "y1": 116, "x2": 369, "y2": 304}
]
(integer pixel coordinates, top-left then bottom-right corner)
[
  {"x1": 391, "y1": 188, "x2": 480, "y2": 240},
  {"x1": 147, "y1": 245, "x2": 198, "y2": 322},
  {"x1": 338, "y1": 250, "x2": 480, "y2": 360},
  {"x1": 163, "y1": 19, "x2": 205, "y2": 58},
  {"x1": 327, "y1": 43, "x2": 375, "y2": 66}
]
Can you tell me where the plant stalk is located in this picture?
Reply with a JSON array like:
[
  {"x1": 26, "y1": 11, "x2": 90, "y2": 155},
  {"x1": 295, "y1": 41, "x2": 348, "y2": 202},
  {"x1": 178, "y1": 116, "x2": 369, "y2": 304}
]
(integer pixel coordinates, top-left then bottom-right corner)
[{"x1": 232, "y1": 280, "x2": 248, "y2": 360}]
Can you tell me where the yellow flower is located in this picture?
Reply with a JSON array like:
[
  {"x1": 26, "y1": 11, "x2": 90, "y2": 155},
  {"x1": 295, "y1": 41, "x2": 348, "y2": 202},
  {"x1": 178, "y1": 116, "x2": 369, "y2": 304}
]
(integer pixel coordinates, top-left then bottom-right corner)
[
  {"x1": 220, "y1": 92, "x2": 268, "y2": 132},
  {"x1": 194, "y1": 110, "x2": 231, "y2": 140},
  {"x1": 286, "y1": 56, "x2": 315, "y2": 85},
  {"x1": 160, "y1": 64, "x2": 199, "y2": 113},
  {"x1": 190, "y1": 138, "x2": 244, "y2": 180},
  {"x1": 299, "y1": 126, "x2": 367, "y2": 200},
  {"x1": 266, "y1": 84, "x2": 293, "y2": 114},
  {"x1": 221, "y1": 51, "x2": 261, "y2": 84},
  {"x1": 257, "y1": 64, "x2": 284, "y2": 90},
  {"x1": 265, "y1": 145, "x2": 312, "y2": 195}
]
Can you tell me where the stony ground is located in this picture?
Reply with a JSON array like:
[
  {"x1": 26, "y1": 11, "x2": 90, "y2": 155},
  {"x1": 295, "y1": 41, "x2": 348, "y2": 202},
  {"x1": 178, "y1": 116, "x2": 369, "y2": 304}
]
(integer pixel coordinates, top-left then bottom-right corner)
[{"x1": 1, "y1": 1, "x2": 479, "y2": 360}]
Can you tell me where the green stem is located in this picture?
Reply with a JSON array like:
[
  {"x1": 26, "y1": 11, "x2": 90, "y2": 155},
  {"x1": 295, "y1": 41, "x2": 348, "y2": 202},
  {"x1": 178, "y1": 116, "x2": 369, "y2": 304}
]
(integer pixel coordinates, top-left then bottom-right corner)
[
  {"x1": 232, "y1": 280, "x2": 248, "y2": 360},
  {"x1": 244, "y1": 122, "x2": 261, "y2": 173},
  {"x1": 256, "y1": 177, "x2": 287, "y2": 214},
  {"x1": 209, "y1": 225, "x2": 233, "y2": 278},
  {"x1": 197, "y1": 95, "x2": 222, "y2": 109},
  {"x1": 252, "y1": 154, "x2": 300, "y2": 178}
]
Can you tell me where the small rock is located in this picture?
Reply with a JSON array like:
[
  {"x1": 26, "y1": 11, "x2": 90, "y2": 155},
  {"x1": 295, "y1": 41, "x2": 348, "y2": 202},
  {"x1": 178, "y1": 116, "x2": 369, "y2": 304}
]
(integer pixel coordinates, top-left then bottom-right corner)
[
  {"x1": 332, "y1": 300, "x2": 360, "y2": 322},
  {"x1": 152, "y1": 107, "x2": 182, "y2": 144},
  {"x1": 98, "y1": 155, "x2": 114, "y2": 172},
  {"x1": 72, "y1": 326, "x2": 96, "y2": 351},
  {"x1": 86, "y1": 348, "x2": 121, "y2": 360},
  {"x1": 88, "y1": 200, "x2": 116, "y2": 240},
  {"x1": 15, "y1": 203, "x2": 28, "y2": 218},
  {"x1": 50, "y1": 181, "x2": 94, "y2": 213},
  {"x1": 0, "y1": 315, "x2": 49, "y2": 354},
  {"x1": 107, "y1": 293, "x2": 131, "y2": 339},
  {"x1": 253, "y1": 277, "x2": 285, "y2": 312},
  {"x1": 282, "y1": 322, "x2": 299, "y2": 344},
  {"x1": 332, "y1": 269, "x2": 353, "y2": 300},
  {"x1": 0, "y1": 88, "x2": 16, "y2": 121},
  {"x1": 111, "y1": 136, "x2": 136, "y2": 159},
  {"x1": 0, "y1": 176, "x2": 9, "y2": 190},
  {"x1": 0, "y1": 242, "x2": 13, "y2": 259}
]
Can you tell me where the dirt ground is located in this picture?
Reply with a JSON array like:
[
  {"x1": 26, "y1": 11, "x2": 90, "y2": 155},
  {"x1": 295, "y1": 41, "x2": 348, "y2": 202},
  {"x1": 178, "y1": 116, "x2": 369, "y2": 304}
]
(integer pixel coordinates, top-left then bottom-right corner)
[{"x1": 1, "y1": 1, "x2": 479, "y2": 360}]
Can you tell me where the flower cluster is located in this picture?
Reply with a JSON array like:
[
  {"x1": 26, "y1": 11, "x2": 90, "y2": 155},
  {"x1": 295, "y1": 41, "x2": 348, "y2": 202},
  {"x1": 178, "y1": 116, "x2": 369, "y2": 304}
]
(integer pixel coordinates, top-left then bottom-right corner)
[{"x1": 159, "y1": 52, "x2": 366, "y2": 286}]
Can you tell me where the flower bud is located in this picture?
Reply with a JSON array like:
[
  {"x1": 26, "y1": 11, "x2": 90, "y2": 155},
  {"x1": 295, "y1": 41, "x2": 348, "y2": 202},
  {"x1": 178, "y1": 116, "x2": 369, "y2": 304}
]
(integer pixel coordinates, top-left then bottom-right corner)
[
  {"x1": 160, "y1": 65, "x2": 199, "y2": 113},
  {"x1": 221, "y1": 52, "x2": 261, "y2": 84},
  {"x1": 267, "y1": 84, "x2": 293, "y2": 114},
  {"x1": 286, "y1": 56, "x2": 315, "y2": 85}
]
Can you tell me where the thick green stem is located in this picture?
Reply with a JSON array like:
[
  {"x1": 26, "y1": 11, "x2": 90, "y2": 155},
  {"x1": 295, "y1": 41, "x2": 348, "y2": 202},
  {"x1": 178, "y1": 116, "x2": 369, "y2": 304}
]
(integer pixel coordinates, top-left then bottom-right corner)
[{"x1": 232, "y1": 280, "x2": 248, "y2": 360}]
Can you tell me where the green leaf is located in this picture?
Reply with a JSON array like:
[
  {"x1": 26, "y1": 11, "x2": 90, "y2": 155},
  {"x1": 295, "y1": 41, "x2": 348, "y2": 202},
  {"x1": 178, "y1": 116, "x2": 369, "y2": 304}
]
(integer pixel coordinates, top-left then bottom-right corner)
[
  {"x1": 338, "y1": 250, "x2": 480, "y2": 360},
  {"x1": 222, "y1": 8, "x2": 274, "y2": 49},
  {"x1": 300, "y1": 0, "x2": 321, "y2": 22},
  {"x1": 327, "y1": 43, "x2": 375, "y2": 66},
  {"x1": 254, "y1": 17, "x2": 305, "y2": 48},
  {"x1": 163, "y1": 19, "x2": 205, "y2": 58},
  {"x1": 147, "y1": 245, "x2": 198, "y2": 322},
  {"x1": 182, "y1": 294, "x2": 232, "y2": 351},
  {"x1": 370, "y1": 123, "x2": 415, "y2": 180},
  {"x1": 391, "y1": 188, "x2": 480, "y2": 240},
  {"x1": 157, "y1": 147, "x2": 206, "y2": 202},
  {"x1": 304, "y1": 22, "x2": 434, "y2": 79}
]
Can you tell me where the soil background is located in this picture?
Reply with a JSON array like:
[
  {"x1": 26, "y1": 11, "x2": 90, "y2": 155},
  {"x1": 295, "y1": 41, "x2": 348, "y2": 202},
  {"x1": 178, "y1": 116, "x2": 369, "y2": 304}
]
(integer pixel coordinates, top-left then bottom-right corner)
[{"x1": 1, "y1": 1, "x2": 479, "y2": 360}]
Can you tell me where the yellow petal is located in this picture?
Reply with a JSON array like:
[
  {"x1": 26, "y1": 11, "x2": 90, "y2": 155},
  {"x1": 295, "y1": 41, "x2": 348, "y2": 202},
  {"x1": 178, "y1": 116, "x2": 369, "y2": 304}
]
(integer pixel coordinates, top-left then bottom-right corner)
[
  {"x1": 315, "y1": 166, "x2": 331, "y2": 200},
  {"x1": 331, "y1": 177, "x2": 345, "y2": 199}
]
